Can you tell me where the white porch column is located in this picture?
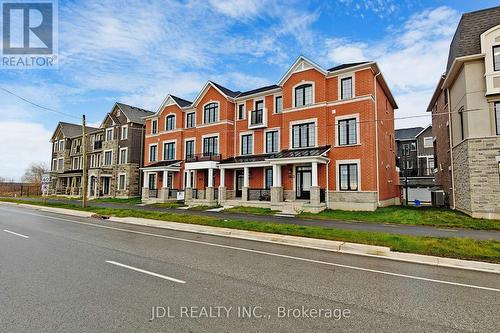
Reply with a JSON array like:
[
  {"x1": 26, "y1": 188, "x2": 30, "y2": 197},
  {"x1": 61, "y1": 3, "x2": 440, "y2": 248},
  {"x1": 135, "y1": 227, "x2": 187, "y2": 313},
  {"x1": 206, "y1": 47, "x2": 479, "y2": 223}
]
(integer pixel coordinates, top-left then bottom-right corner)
[
  {"x1": 143, "y1": 171, "x2": 149, "y2": 187},
  {"x1": 185, "y1": 170, "x2": 192, "y2": 189},
  {"x1": 243, "y1": 167, "x2": 249, "y2": 188},
  {"x1": 272, "y1": 164, "x2": 281, "y2": 187},
  {"x1": 162, "y1": 170, "x2": 169, "y2": 188},
  {"x1": 311, "y1": 162, "x2": 318, "y2": 187},
  {"x1": 208, "y1": 168, "x2": 214, "y2": 187},
  {"x1": 219, "y1": 168, "x2": 225, "y2": 188}
]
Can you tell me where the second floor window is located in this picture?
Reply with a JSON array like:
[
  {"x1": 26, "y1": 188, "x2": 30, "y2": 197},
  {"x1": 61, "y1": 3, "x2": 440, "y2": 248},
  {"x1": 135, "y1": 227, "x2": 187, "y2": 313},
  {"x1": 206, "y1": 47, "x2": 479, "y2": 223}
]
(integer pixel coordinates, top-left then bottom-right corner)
[
  {"x1": 106, "y1": 128, "x2": 113, "y2": 141},
  {"x1": 163, "y1": 142, "x2": 175, "y2": 160},
  {"x1": 295, "y1": 84, "x2": 312, "y2": 107},
  {"x1": 266, "y1": 130, "x2": 279, "y2": 153},
  {"x1": 186, "y1": 112, "x2": 195, "y2": 128},
  {"x1": 338, "y1": 118, "x2": 357, "y2": 145},
  {"x1": 151, "y1": 119, "x2": 158, "y2": 134},
  {"x1": 275, "y1": 96, "x2": 283, "y2": 113},
  {"x1": 119, "y1": 148, "x2": 127, "y2": 164},
  {"x1": 204, "y1": 103, "x2": 218, "y2": 124},
  {"x1": 121, "y1": 126, "x2": 128, "y2": 140},
  {"x1": 292, "y1": 122, "x2": 315, "y2": 148},
  {"x1": 494, "y1": 45, "x2": 500, "y2": 71},
  {"x1": 165, "y1": 115, "x2": 175, "y2": 131},
  {"x1": 241, "y1": 134, "x2": 252, "y2": 155},
  {"x1": 203, "y1": 136, "x2": 218, "y2": 156},
  {"x1": 341, "y1": 77, "x2": 353, "y2": 99},
  {"x1": 104, "y1": 151, "x2": 113, "y2": 166},
  {"x1": 149, "y1": 145, "x2": 157, "y2": 162},
  {"x1": 402, "y1": 144, "x2": 410, "y2": 156},
  {"x1": 238, "y1": 104, "x2": 245, "y2": 120},
  {"x1": 423, "y1": 137, "x2": 433, "y2": 148},
  {"x1": 58, "y1": 158, "x2": 64, "y2": 170},
  {"x1": 185, "y1": 140, "x2": 195, "y2": 159}
]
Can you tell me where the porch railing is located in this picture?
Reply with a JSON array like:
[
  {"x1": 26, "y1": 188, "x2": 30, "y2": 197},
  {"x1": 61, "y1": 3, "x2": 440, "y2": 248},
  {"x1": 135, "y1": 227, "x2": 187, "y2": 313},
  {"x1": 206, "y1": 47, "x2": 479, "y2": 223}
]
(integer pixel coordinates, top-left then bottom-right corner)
[
  {"x1": 149, "y1": 189, "x2": 158, "y2": 198},
  {"x1": 192, "y1": 189, "x2": 205, "y2": 199},
  {"x1": 185, "y1": 153, "x2": 221, "y2": 162},
  {"x1": 168, "y1": 188, "x2": 179, "y2": 199},
  {"x1": 248, "y1": 188, "x2": 271, "y2": 201}
]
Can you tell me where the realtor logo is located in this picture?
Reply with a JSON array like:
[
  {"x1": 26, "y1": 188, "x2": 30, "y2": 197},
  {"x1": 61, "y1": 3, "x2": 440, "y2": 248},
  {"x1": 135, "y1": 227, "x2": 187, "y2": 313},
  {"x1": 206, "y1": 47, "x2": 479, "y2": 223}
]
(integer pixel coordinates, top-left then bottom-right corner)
[{"x1": 1, "y1": 0, "x2": 58, "y2": 68}]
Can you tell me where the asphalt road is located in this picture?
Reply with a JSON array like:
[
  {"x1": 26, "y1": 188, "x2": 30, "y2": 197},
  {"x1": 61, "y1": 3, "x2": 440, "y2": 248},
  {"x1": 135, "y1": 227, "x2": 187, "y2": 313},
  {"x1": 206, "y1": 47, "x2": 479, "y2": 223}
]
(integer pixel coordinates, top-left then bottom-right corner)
[
  {"x1": 7, "y1": 197, "x2": 500, "y2": 241},
  {"x1": 0, "y1": 205, "x2": 499, "y2": 332}
]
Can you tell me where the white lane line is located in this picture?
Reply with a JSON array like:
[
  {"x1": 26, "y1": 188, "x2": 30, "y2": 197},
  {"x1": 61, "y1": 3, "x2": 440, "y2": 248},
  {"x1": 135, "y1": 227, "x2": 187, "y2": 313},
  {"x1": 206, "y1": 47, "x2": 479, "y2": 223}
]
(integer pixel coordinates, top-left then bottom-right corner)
[
  {"x1": 3, "y1": 229, "x2": 30, "y2": 238},
  {"x1": 1, "y1": 206, "x2": 500, "y2": 293},
  {"x1": 106, "y1": 260, "x2": 185, "y2": 284}
]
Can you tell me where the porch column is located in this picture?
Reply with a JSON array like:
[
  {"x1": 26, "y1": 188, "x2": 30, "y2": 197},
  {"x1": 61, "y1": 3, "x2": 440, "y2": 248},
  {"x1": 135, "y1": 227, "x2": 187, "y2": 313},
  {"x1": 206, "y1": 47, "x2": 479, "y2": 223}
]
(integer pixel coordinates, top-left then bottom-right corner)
[
  {"x1": 160, "y1": 170, "x2": 169, "y2": 201},
  {"x1": 184, "y1": 170, "x2": 192, "y2": 201},
  {"x1": 271, "y1": 164, "x2": 283, "y2": 203},
  {"x1": 142, "y1": 171, "x2": 149, "y2": 200},
  {"x1": 310, "y1": 162, "x2": 321, "y2": 206},
  {"x1": 208, "y1": 168, "x2": 214, "y2": 187},
  {"x1": 219, "y1": 168, "x2": 226, "y2": 203},
  {"x1": 206, "y1": 168, "x2": 215, "y2": 202},
  {"x1": 162, "y1": 170, "x2": 169, "y2": 188},
  {"x1": 242, "y1": 167, "x2": 249, "y2": 201}
]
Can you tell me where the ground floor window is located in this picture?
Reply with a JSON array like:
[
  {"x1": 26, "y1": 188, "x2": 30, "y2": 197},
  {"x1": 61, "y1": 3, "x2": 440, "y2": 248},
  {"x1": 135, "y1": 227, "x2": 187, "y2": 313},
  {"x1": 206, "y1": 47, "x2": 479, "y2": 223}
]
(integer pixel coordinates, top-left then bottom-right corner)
[
  {"x1": 339, "y1": 163, "x2": 358, "y2": 191},
  {"x1": 265, "y1": 168, "x2": 273, "y2": 189}
]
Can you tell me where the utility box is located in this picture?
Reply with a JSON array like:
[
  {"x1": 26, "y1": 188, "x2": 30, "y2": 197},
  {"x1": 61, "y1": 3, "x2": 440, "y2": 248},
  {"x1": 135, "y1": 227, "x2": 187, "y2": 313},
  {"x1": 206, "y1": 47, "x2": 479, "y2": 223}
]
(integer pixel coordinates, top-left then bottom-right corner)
[{"x1": 431, "y1": 190, "x2": 445, "y2": 207}]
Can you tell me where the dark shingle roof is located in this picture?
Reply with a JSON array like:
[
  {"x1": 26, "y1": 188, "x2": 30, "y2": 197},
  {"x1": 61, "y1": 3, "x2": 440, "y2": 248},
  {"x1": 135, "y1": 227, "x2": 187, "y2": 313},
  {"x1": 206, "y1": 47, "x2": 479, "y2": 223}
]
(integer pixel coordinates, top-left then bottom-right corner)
[
  {"x1": 237, "y1": 85, "x2": 280, "y2": 97},
  {"x1": 144, "y1": 160, "x2": 181, "y2": 168},
  {"x1": 327, "y1": 61, "x2": 371, "y2": 72},
  {"x1": 209, "y1": 81, "x2": 241, "y2": 98},
  {"x1": 220, "y1": 153, "x2": 274, "y2": 164},
  {"x1": 395, "y1": 127, "x2": 424, "y2": 141},
  {"x1": 271, "y1": 146, "x2": 330, "y2": 159},
  {"x1": 116, "y1": 102, "x2": 154, "y2": 124},
  {"x1": 446, "y1": 6, "x2": 500, "y2": 71},
  {"x1": 170, "y1": 95, "x2": 192, "y2": 108},
  {"x1": 58, "y1": 122, "x2": 100, "y2": 139}
]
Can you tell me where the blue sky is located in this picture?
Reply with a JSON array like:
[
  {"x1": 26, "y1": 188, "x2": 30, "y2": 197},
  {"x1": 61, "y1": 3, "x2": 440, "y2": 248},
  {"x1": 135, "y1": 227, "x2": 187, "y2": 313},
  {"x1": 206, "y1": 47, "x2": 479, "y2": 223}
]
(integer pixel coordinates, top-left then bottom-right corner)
[{"x1": 1, "y1": 0, "x2": 499, "y2": 180}]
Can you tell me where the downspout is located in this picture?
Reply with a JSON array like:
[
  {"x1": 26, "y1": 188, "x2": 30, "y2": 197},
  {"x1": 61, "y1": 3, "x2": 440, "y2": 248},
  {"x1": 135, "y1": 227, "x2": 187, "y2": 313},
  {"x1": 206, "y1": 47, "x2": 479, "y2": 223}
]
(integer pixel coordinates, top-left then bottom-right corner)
[
  {"x1": 326, "y1": 158, "x2": 330, "y2": 209},
  {"x1": 374, "y1": 72, "x2": 381, "y2": 206},
  {"x1": 446, "y1": 88, "x2": 456, "y2": 209},
  {"x1": 139, "y1": 125, "x2": 144, "y2": 195}
]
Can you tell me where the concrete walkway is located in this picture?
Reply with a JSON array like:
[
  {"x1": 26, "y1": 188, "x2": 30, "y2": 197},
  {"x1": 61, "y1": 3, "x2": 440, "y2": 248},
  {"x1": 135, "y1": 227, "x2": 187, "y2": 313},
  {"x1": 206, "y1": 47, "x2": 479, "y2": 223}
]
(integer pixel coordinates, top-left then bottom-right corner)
[{"x1": 4, "y1": 197, "x2": 500, "y2": 241}]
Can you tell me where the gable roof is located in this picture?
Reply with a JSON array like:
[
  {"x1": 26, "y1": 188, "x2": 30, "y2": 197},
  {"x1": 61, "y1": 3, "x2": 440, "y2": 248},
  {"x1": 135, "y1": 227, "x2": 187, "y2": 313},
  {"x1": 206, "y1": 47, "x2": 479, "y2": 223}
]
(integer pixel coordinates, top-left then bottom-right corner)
[
  {"x1": 115, "y1": 102, "x2": 154, "y2": 125},
  {"x1": 395, "y1": 127, "x2": 424, "y2": 141},
  {"x1": 209, "y1": 81, "x2": 240, "y2": 98},
  {"x1": 237, "y1": 84, "x2": 280, "y2": 98},
  {"x1": 51, "y1": 122, "x2": 100, "y2": 141},
  {"x1": 446, "y1": 6, "x2": 500, "y2": 71},
  {"x1": 327, "y1": 61, "x2": 371, "y2": 72},
  {"x1": 277, "y1": 55, "x2": 328, "y2": 86},
  {"x1": 415, "y1": 125, "x2": 432, "y2": 138},
  {"x1": 170, "y1": 95, "x2": 192, "y2": 108}
]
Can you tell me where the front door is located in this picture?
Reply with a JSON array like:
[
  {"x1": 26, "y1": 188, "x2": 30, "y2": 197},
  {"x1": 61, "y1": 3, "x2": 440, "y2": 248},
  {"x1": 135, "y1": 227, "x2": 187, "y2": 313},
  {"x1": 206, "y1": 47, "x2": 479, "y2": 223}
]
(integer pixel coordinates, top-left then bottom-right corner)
[
  {"x1": 235, "y1": 170, "x2": 244, "y2": 198},
  {"x1": 102, "y1": 177, "x2": 111, "y2": 195},
  {"x1": 296, "y1": 166, "x2": 312, "y2": 200},
  {"x1": 148, "y1": 173, "x2": 156, "y2": 189}
]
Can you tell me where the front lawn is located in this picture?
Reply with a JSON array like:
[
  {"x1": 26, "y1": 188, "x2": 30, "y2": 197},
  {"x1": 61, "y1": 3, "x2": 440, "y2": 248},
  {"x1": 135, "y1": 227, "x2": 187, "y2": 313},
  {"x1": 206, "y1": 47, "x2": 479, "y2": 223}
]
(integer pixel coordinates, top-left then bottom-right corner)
[
  {"x1": 2, "y1": 198, "x2": 499, "y2": 263},
  {"x1": 224, "y1": 206, "x2": 278, "y2": 216},
  {"x1": 90, "y1": 197, "x2": 143, "y2": 204},
  {"x1": 150, "y1": 202, "x2": 186, "y2": 209},
  {"x1": 300, "y1": 206, "x2": 500, "y2": 231}
]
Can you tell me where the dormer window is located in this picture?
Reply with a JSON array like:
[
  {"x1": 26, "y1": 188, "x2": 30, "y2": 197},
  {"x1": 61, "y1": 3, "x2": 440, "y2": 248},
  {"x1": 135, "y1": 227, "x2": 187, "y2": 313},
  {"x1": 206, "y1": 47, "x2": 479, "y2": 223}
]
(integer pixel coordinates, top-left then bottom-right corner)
[
  {"x1": 493, "y1": 45, "x2": 500, "y2": 71},
  {"x1": 204, "y1": 102, "x2": 218, "y2": 124},
  {"x1": 294, "y1": 84, "x2": 312, "y2": 107},
  {"x1": 165, "y1": 115, "x2": 175, "y2": 131}
]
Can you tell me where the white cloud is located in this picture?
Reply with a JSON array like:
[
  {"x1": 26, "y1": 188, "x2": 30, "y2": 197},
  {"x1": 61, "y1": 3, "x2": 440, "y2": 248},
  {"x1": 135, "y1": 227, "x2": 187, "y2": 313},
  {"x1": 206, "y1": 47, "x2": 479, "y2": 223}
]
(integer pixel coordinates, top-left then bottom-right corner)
[
  {"x1": 208, "y1": 0, "x2": 266, "y2": 19},
  {"x1": 0, "y1": 122, "x2": 52, "y2": 181}
]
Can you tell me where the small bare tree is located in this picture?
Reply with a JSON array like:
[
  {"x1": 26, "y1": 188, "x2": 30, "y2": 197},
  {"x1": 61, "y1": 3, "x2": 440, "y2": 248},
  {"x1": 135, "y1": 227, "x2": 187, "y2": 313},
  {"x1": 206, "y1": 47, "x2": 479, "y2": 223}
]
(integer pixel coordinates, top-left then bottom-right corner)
[{"x1": 22, "y1": 162, "x2": 48, "y2": 185}]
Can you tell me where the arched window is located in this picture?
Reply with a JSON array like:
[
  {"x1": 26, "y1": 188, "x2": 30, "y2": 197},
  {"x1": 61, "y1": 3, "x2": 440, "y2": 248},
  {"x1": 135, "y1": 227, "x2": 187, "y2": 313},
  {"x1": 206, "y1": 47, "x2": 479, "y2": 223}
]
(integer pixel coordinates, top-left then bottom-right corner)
[
  {"x1": 204, "y1": 102, "x2": 218, "y2": 124},
  {"x1": 165, "y1": 115, "x2": 175, "y2": 131},
  {"x1": 294, "y1": 84, "x2": 312, "y2": 107}
]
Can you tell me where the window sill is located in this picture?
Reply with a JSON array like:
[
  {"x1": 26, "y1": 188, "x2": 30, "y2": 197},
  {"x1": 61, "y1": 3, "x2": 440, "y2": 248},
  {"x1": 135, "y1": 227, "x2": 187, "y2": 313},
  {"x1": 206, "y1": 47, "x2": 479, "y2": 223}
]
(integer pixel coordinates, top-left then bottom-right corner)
[{"x1": 335, "y1": 143, "x2": 361, "y2": 148}]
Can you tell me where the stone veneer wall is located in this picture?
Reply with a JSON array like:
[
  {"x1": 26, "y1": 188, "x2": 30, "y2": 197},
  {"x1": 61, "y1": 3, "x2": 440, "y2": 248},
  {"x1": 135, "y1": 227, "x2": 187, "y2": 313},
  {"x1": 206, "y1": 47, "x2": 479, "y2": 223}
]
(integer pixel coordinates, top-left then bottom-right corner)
[
  {"x1": 453, "y1": 137, "x2": 500, "y2": 218},
  {"x1": 328, "y1": 191, "x2": 378, "y2": 211}
]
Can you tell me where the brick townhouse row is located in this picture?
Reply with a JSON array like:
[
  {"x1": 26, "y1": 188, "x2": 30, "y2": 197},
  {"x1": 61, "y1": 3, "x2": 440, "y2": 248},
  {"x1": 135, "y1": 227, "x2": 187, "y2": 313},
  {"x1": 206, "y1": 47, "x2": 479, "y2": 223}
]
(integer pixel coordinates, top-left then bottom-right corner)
[{"x1": 140, "y1": 56, "x2": 400, "y2": 213}]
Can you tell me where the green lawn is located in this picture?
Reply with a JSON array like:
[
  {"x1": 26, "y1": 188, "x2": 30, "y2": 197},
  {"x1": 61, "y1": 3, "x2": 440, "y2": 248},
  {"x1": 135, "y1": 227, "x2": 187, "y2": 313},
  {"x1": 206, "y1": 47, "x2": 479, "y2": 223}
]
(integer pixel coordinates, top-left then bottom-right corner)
[
  {"x1": 300, "y1": 206, "x2": 500, "y2": 231},
  {"x1": 150, "y1": 201, "x2": 186, "y2": 209},
  {"x1": 90, "y1": 197, "x2": 143, "y2": 204},
  {"x1": 2, "y1": 198, "x2": 499, "y2": 263},
  {"x1": 224, "y1": 206, "x2": 279, "y2": 216},
  {"x1": 188, "y1": 205, "x2": 221, "y2": 211}
]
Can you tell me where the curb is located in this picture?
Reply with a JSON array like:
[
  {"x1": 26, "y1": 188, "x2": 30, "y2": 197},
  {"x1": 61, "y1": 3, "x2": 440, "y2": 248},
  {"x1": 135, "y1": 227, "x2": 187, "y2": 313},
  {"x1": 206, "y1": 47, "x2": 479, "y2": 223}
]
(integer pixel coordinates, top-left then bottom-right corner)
[{"x1": 2, "y1": 201, "x2": 499, "y2": 274}]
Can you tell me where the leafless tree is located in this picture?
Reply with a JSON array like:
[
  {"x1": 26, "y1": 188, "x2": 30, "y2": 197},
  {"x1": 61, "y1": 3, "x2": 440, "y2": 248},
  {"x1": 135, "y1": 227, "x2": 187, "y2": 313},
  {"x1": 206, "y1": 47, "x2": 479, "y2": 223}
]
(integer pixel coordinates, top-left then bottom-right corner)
[{"x1": 22, "y1": 162, "x2": 48, "y2": 185}]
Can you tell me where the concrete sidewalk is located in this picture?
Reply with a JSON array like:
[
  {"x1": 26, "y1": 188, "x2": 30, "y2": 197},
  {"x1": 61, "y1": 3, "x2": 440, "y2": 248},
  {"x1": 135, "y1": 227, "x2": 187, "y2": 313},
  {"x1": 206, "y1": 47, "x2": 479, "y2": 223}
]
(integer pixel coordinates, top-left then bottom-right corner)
[{"x1": 5, "y1": 196, "x2": 500, "y2": 241}]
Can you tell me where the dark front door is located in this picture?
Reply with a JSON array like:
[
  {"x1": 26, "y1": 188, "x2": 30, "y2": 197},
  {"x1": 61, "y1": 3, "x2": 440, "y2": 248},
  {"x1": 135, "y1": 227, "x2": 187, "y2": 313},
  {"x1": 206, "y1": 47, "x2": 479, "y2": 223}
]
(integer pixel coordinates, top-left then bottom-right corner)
[
  {"x1": 148, "y1": 174, "x2": 156, "y2": 190},
  {"x1": 235, "y1": 170, "x2": 244, "y2": 198},
  {"x1": 296, "y1": 166, "x2": 312, "y2": 200}
]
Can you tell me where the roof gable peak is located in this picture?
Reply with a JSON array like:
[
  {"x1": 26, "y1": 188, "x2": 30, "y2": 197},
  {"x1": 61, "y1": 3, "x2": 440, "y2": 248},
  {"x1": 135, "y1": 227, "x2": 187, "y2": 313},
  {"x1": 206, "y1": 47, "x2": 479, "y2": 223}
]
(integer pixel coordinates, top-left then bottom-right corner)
[{"x1": 277, "y1": 56, "x2": 327, "y2": 86}]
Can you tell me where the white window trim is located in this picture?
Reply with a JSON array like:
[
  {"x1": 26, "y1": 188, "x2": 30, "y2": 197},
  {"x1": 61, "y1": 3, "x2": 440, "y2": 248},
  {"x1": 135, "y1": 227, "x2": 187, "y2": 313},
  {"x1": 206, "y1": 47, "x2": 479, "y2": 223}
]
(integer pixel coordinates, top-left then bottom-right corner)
[
  {"x1": 118, "y1": 173, "x2": 127, "y2": 190},
  {"x1": 148, "y1": 143, "x2": 158, "y2": 162},
  {"x1": 165, "y1": 113, "x2": 176, "y2": 131},
  {"x1": 120, "y1": 125, "x2": 128, "y2": 140},
  {"x1": 338, "y1": 73, "x2": 356, "y2": 100},
  {"x1": 202, "y1": 100, "x2": 220, "y2": 124},
  {"x1": 239, "y1": 131, "x2": 254, "y2": 156},
  {"x1": 264, "y1": 127, "x2": 281, "y2": 153},
  {"x1": 335, "y1": 113, "x2": 360, "y2": 147},
  {"x1": 52, "y1": 158, "x2": 57, "y2": 171},
  {"x1": 106, "y1": 128, "x2": 114, "y2": 141},
  {"x1": 201, "y1": 133, "x2": 220, "y2": 155},
  {"x1": 289, "y1": 118, "x2": 318, "y2": 149},
  {"x1": 423, "y1": 136, "x2": 433, "y2": 148},
  {"x1": 58, "y1": 158, "x2": 64, "y2": 170},
  {"x1": 237, "y1": 103, "x2": 246, "y2": 120},
  {"x1": 162, "y1": 139, "x2": 177, "y2": 161},
  {"x1": 59, "y1": 139, "x2": 64, "y2": 151},
  {"x1": 185, "y1": 111, "x2": 196, "y2": 128},
  {"x1": 335, "y1": 159, "x2": 361, "y2": 192},
  {"x1": 151, "y1": 118, "x2": 158, "y2": 134},
  {"x1": 119, "y1": 147, "x2": 128, "y2": 164},
  {"x1": 184, "y1": 137, "x2": 196, "y2": 159},
  {"x1": 103, "y1": 149, "x2": 113, "y2": 166},
  {"x1": 292, "y1": 81, "x2": 315, "y2": 108},
  {"x1": 273, "y1": 94, "x2": 283, "y2": 114}
]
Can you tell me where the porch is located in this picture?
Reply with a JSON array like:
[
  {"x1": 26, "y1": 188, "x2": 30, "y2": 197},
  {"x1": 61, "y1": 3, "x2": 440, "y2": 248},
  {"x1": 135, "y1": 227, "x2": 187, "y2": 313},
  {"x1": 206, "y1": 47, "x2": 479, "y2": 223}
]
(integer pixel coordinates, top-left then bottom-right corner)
[
  {"x1": 50, "y1": 173, "x2": 83, "y2": 197},
  {"x1": 141, "y1": 161, "x2": 182, "y2": 203}
]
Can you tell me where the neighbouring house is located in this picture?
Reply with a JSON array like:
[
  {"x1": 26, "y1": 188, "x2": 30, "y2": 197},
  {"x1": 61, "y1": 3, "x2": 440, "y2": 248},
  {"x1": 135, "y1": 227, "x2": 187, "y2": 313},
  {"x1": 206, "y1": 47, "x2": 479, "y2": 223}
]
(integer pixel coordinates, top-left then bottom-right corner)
[
  {"x1": 87, "y1": 103, "x2": 154, "y2": 198},
  {"x1": 427, "y1": 6, "x2": 500, "y2": 219},
  {"x1": 141, "y1": 56, "x2": 400, "y2": 213},
  {"x1": 395, "y1": 125, "x2": 435, "y2": 204},
  {"x1": 49, "y1": 122, "x2": 100, "y2": 196}
]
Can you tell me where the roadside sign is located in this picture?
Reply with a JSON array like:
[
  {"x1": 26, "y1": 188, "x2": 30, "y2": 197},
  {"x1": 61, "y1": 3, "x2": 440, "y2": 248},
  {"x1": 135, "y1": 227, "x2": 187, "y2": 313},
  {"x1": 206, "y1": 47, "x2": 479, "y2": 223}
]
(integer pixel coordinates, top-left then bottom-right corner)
[{"x1": 176, "y1": 191, "x2": 185, "y2": 201}]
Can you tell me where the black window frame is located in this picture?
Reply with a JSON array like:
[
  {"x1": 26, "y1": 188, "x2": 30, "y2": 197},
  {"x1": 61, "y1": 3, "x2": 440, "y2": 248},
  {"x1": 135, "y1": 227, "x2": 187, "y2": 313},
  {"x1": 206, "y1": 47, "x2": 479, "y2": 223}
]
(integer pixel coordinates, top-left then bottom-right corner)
[
  {"x1": 165, "y1": 115, "x2": 175, "y2": 131},
  {"x1": 266, "y1": 130, "x2": 279, "y2": 153},
  {"x1": 265, "y1": 168, "x2": 273, "y2": 189},
  {"x1": 493, "y1": 45, "x2": 500, "y2": 72},
  {"x1": 292, "y1": 122, "x2": 315, "y2": 148},
  {"x1": 459, "y1": 107, "x2": 465, "y2": 141},
  {"x1": 294, "y1": 84, "x2": 312, "y2": 107},
  {"x1": 185, "y1": 140, "x2": 195, "y2": 159},
  {"x1": 275, "y1": 96, "x2": 283, "y2": 113},
  {"x1": 341, "y1": 77, "x2": 353, "y2": 100},
  {"x1": 203, "y1": 136, "x2": 218, "y2": 156},
  {"x1": 241, "y1": 134, "x2": 253, "y2": 156},
  {"x1": 338, "y1": 118, "x2": 357, "y2": 145},
  {"x1": 163, "y1": 142, "x2": 176, "y2": 161},
  {"x1": 339, "y1": 163, "x2": 358, "y2": 191},
  {"x1": 151, "y1": 119, "x2": 158, "y2": 134},
  {"x1": 186, "y1": 112, "x2": 195, "y2": 128},
  {"x1": 203, "y1": 102, "x2": 218, "y2": 124},
  {"x1": 149, "y1": 145, "x2": 157, "y2": 162},
  {"x1": 238, "y1": 104, "x2": 245, "y2": 120}
]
